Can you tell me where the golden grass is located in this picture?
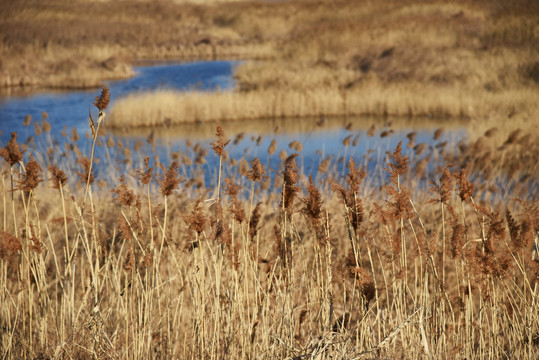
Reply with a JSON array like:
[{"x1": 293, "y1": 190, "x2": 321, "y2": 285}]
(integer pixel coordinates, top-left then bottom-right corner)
[
  {"x1": 1, "y1": 92, "x2": 538, "y2": 358},
  {"x1": 103, "y1": 0, "x2": 538, "y2": 127},
  {"x1": 108, "y1": 83, "x2": 538, "y2": 128}
]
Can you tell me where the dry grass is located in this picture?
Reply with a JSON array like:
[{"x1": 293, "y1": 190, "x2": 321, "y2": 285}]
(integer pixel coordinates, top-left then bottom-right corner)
[
  {"x1": 1, "y1": 89, "x2": 538, "y2": 359},
  {"x1": 108, "y1": 83, "x2": 538, "y2": 128},
  {"x1": 106, "y1": 0, "x2": 538, "y2": 127},
  {"x1": 2, "y1": 1, "x2": 537, "y2": 123}
]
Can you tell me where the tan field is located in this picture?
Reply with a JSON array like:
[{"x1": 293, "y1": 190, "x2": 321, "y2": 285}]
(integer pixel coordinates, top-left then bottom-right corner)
[
  {"x1": 1, "y1": 0, "x2": 538, "y2": 129},
  {"x1": 1, "y1": 0, "x2": 538, "y2": 359}
]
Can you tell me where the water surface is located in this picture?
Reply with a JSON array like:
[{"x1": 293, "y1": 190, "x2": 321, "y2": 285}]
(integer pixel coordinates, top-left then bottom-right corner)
[{"x1": 0, "y1": 61, "x2": 467, "y2": 189}]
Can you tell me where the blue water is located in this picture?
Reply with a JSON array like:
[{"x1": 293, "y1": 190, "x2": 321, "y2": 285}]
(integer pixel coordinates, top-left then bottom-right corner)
[
  {"x1": 0, "y1": 60, "x2": 467, "y2": 191},
  {"x1": 0, "y1": 61, "x2": 239, "y2": 144}
]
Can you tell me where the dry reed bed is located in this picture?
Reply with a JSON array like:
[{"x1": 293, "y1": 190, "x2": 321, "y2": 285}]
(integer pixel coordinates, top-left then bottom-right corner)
[
  {"x1": 107, "y1": 85, "x2": 538, "y2": 127},
  {"x1": 0, "y1": 91, "x2": 538, "y2": 359},
  {"x1": 107, "y1": 0, "x2": 538, "y2": 127}
]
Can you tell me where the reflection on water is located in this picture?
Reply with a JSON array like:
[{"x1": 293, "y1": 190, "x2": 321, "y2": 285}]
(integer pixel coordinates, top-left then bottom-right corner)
[{"x1": 0, "y1": 60, "x2": 469, "y2": 189}]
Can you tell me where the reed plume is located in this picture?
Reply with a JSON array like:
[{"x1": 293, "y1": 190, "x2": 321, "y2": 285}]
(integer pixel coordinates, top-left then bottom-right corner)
[
  {"x1": 301, "y1": 175, "x2": 325, "y2": 242},
  {"x1": 48, "y1": 165, "x2": 68, "y2": 190},
  {"x1": 280, "y1": 153, "x2": 300, "y2": 215},
  {"x1": 0, "y1": 132, "x2": 24, "y2": 167},
  {"x1": 17, "y1": 155, "x2": 43, "y2": 193},
  {"x1": 158, "y1": 161, "x2": 182, "y2": 197},
  {"x1": 249, "y1": 202, "x2": 262, "y2": 241}
]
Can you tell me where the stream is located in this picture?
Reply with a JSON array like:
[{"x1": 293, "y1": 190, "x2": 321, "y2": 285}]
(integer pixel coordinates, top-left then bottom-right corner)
[{"x1": 0, "y1": 60, "x2": 467, "y2": 189}]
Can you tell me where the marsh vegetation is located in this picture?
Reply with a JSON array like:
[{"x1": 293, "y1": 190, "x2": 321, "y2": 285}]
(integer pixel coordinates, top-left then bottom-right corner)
[
  {"x1": 0, "y1": 87, "x2": 538, "y2": 359},
  {"x1": 0, "y1": 0, "x2": 538, "y2": 359}
]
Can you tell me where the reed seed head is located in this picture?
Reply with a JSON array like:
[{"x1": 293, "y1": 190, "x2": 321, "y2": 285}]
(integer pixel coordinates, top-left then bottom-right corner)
[
  {"x1": 0, "y1": 132, "x2": 24, "y2": 167},
  {"x1": 48, "y1": 164, "x2": 68, "y2": 190},
  {"x1": 249, "y1": 202, "x2": 262, "y2": 241},
  {"x1": 247, "y1": 157, "x2": 267, "y2": 182},
  {"x1": 268, "y1": 139, "x2": 277, "y2": 155},
  {"x1": 135, "y1": 156, "x2": 153, "y2": 185},
  {"x1": 210, "y1": 126, "x2": 230, "y2": 157},
  {"x1": 185, "y1": 200, "x2": 207, "y2": 236},
  {"x1": 455, "y1": 168, "x2": 474, "y2": 202},
  {"x1": 18, "y1": 155, "x2": 43, "y2": 192},
  {"x1": 113, "y1": 175, "x2": 139, "y2": 208},
  {"x1": 386, "y1": 141, "x2": 408, "y2": 184},
  {"x1": 158, "y1": 161, "x2": 182, "y2": 197},
  {"x1": 0, "y1": 231, "x2": 22, "y2": 259},
  {"x1": 93, "y1": 87, "x2": 110, "y2": 112},
  {"x1": 76, "y1": 157, "x2": 94, "y2": 185},
  {"x1": 280, "y1": 153, "x2": 300, "y2": 213}
]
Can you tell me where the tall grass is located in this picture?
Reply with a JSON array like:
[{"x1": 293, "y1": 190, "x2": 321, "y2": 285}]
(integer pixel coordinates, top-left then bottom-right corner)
[
  {"x1": 108, "y1": 85, "x2": 538, "y2": 128},
  {"x1": 1, "y1": 89, "x2": 538, "y2": 359}
]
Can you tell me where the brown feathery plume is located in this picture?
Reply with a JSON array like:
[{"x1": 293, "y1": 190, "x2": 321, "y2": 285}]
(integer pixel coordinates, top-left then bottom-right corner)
[
  {"x1": 23, "y1": 114, "x2": 32, "y2": 126},
  {"x1": 386, "y1": 141, "x2": 408, "y2": 186},
  {"x1": 249, "y1": 202, "x2": 262, "y2": 241},
  {"x1": 42, "y1": 119, "x2": 51, "y2": 133},
  {"x1": 0, "y1": 231, "x2": 22, "y2": 259},
  {"x1": 301, "y1": 175, "x2": 325, "y2": 242},
  {"x1": 280, "y1": 153, "x2": 300, "y2": 214},
  {"x1": 76, "y1": 157, "x2": 95, "y2": 185},
  {"x1": 346, "y1": 249, "x2": 375, "y2": 302},
  {"x1": 142, "y1": 248, "x2": 153, "y2": 267},
  {"x1": 332, "y1": 180, "x2": 363, "y2": 235},
  {"x1": 278, "y1": 150, "x2": 287, "y2": 162},
  {"x1": 123, "y1": 246, "x2": 135, "y2": 272},
  {"x1": 354, "y1": 267, "x2": 376, "y2": 303},
  {"x1": 450, "y1": 223, "x2": 465, "y2": 259},
  {"x1": 210, "y1": 203, "x2": 232, "y2": 247},
  {"x1": 0, "y1": 132, "x2": 24, "y2": 167},
  {"x1": 346, "y1": 158, "x2": 366, "y2": 195},
  {"x1": 48, "y1": 165, "x2": 68, "y2": 190},
  {"x1": 367, "y1": 124, "x2": 376, "y2": 137},
  {"x1": 384, "y1": 185, "x2": 413, "y2": 222},
  {"x1": 486, "y1": 212, "x2": 505, "y2": 254},
  {"x1": 414, "y1": 143, "x2": 427, "y2": 156},
  {"x1": 273, "y1": 224, "x2": 286, "y2": 266},
  {"x1": 233, "y1": 132, "x2": 245, "y2": 145},
  {"x1": 223, "y1": 177, "x2": 240, "y2": 198},
  {"x1": 34, "y1": 121, "x2": 42, "y2": 136},
  {"x1": 318, "y1": 156, "x2": 332, "y2": 174},
  {"x1": 158, "y1": 161, "x2": 183, "y2": 197},
  {"x1": 27, "y1": 224, "x2": 42, "y2": 253},
  {"x1": 224, "y1": 178, "x2": 245, "y2": 224},
  {"x1": 506, "y1": 210, "x2": 535, "y2": 253},
  {"x1": 433, "y1": 128, "x2": 444, "y2": 141},
  {"x1": 247, "y1": 157, "x2": 268, "y2": 182},
  {"x1": 239, "y1": 158, "x2": 249, "y2": 177},
  {"x1": 185, "y1": 200, "x2": 207, "y2": 236},
  {"x1": 112, "y1": 175, "x2": 139, "y2": 208},
  {"x1": 289, "y1": 140, "x2": 303, "y2": 152},
  {"x1": 454, "y1": 168, "x2": 474, "y2": 202},
  {"x1": 135, "y1": 156, "x2": 153, "y2": 185},
  {"x1": 506, "y1": 209, "x2": 521, "y2": 251},
  {"x1": 268, "y1": 139, "x2": 277, "y2": 155},
  {"x1": 210, "y1": 126, "x2": 230, "y2": 157},
  {"x1": 93, "y1": 87, "x2": 110, "y2": 112},
  {"x1": 428, "y1": 166, "x2": 453, "y2": 205},
  {"x1": 17, "y1": 155, "x2": 43, "y2": 193},
  {"x1": 71, "y1": 127, "x2": 80, "y2": 142}
]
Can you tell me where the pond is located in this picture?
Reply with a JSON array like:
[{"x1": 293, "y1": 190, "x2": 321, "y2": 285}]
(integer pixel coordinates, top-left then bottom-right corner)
[{"x1": 0, "y1": 60, "x2": 467, "y2": 190}]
